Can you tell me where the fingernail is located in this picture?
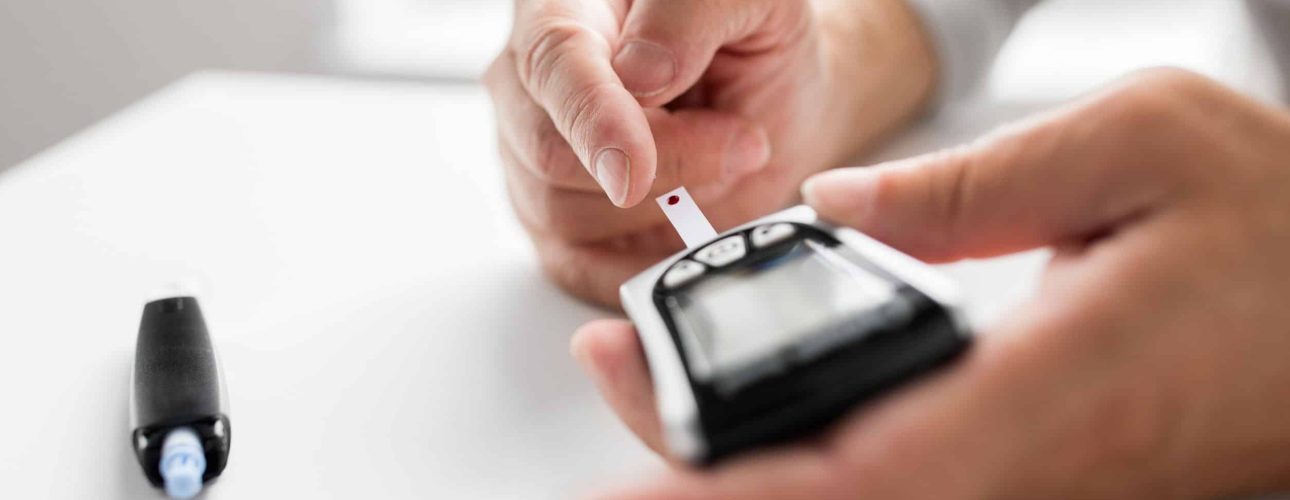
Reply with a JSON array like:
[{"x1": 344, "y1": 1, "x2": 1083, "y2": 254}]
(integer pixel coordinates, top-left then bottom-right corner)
[
  {"x1": 800, "y1": 174, "x2": 828, "y2": 206},
  {"x1": 724, "y1": 125, "x2": 771, "y2": 176},
  {"x1": 613, "y1": 41, "x2": 676, "y2": 97},
  {"x1": 594, "y1": 148, "x2": 631, "y2": 206}
]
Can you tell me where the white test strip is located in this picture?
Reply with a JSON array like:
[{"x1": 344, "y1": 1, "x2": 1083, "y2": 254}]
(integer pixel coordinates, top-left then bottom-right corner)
[{"x1": 656, "y1": 186, "x2": 718, "y2": 248}]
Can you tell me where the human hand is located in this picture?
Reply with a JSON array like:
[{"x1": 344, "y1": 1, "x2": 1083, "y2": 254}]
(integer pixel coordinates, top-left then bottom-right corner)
[
  {"x1": 572, "y1": 69, "x2": 1290, "y2": 498},
  {"x1": 485, "y1": 0, "x2": 937, "y2": 306}
]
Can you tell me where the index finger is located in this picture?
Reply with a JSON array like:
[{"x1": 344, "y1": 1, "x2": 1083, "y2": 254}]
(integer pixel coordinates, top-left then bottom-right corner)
[{"x1": 511, "y1": 1, "x2": 657, "y2": 207}]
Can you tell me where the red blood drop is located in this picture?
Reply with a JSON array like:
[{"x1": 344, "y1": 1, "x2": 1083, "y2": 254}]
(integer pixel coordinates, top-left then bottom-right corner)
[{"x1": 667, "y1": 195, "x2": 680, "y2": 205}]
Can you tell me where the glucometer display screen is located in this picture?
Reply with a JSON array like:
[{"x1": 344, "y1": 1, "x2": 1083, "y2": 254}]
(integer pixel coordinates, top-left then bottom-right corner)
[{"x1": 666, "y1": 240, "x2": 897, "y2": 382}]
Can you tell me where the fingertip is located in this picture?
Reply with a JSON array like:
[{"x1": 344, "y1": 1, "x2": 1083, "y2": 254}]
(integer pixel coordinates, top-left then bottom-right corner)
[
  {"x1": 594, "y1": 148, "x2": 633, "y2": 207},
  {"x1": 605, "y1": 136, "x2": 658, "y2": 208},
  {"x1": 592, "y1": 146, "x2": 655, "y2": 208},
  {"x1": 570, "y1": 322, "x2": 598, "y2": 368},
  {"x1": 802, "y1": 167, "x2": 881, "y2": 226},
  {"x1": 571, "y1": 319, "x2": 638, "y2": 378},
  {"x1": 619, "y1": 171, "x2": 656, "y2": 208},
  {"x1": 573, "y1": 318, "x2": 668, "y2": 454},
  {"x1": 799, "y1": 173, "x2": 823, "y2": 206}
]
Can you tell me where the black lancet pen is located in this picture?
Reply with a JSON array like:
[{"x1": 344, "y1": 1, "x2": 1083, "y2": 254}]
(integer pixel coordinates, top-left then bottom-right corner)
[{"x1": 130, "y1": 296, "x2": 232, "y2": 498}]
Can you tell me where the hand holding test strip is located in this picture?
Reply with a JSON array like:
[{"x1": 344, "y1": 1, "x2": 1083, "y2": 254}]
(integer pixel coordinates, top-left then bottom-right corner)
[{"x1": 485, "y1": 0, "x2": 934, "y2": 306}]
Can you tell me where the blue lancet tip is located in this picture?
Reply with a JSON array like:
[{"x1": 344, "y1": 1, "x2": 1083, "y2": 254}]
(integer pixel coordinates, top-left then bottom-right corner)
[{"x1": 159, "y1": 427, "x2": 206, "y2": 499}]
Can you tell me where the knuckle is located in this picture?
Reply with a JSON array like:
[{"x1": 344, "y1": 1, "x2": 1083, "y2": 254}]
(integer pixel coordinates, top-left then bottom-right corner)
[
  {"x1": 555, "y1": 81, "x2": 616, "y2": 151},
  {"x1": 529, "y1": 128, "x2": 582, "y2": 183},
  {"x1": 868, "y1": 144, "x2": 981, "y2": 261},
  {"x1": 1087, "y1": 67, "x2": 1233, "y2": 181},
  {"x1": 1099, "y1": 88, "x2": 1175, "y2": 130},
  {"x1": 924, "y1": 146, "x2": 981, "y2": 259},
  {"x1": 481, "y1": 52, "x2": 510, "y2": 91},
  {"x1": 520, "y1": 21, "x2": 597, "y2": 91},
  {"x1": 1128, "y1": 67, "x2": 1221, "y2": 101},
  {"x1": 1099, "y1": 68, "x2": 1220, "y2": 129}
]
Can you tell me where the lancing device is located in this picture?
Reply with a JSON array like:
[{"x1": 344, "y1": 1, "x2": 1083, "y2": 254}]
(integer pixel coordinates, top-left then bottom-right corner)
[{"x1": 130, "y1": 296, "x2": 231, "y2": 498}]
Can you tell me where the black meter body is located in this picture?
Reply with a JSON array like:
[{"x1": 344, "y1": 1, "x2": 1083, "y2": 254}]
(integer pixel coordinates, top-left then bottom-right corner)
[{"x1": 620, "y1": 205, "x2": 971, "y2": 465}]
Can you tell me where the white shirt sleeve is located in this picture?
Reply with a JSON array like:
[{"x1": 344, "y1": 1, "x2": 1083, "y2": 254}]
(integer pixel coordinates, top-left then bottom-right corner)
[
  {"x1": 1248, "y1": 0, "x2": 1290, "y2": 102},
  {"x1": 905, "y1": 0, "x2": 1041, "y2": 105},
  {"x1": 908, "y1": 0, "x2": 1290, "y2": 105}
]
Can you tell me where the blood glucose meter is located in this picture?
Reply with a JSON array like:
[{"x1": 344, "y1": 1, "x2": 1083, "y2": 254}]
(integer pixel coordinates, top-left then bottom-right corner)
[{"x1": 621, "y1": 204, "x2": 971, "y2": 465}]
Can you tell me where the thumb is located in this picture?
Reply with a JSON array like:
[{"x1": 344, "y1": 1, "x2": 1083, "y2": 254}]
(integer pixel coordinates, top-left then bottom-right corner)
[
  {"x1": 613, "y1": 0, "x2": 782, "y2": 106},
  {"x1": 571, "y1": 319, "x2": 668, "y2": 456},
  {"x1": 802, "y1": 103, "x2": 1171, "y2": 262}
]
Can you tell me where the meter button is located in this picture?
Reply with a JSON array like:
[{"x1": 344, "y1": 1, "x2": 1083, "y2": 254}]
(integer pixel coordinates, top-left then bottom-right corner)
[
  {"x1": 663, "y1": 260, "x2": 706, "y2": 288},
  {"x1": 878, "y1": 298, "x2": 916, "y2": 329},
  {"x1": 694, "y1": 235, "x2": 746, "y2": 267},
  {"x1": 751, "y1": 223, "x2": 796, "y2": 248}
]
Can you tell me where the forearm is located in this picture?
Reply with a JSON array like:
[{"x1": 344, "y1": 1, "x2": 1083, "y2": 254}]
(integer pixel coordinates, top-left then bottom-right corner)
[
  {"x1": 905, "y1": 0, "x2": 1040, "y2": 104},
  {"x1": 816, "y1": 0, "x2": 937, "y2": 165},
  {"x1": 1247, "y1": 0, "x2": 1290, "y2": 102}
]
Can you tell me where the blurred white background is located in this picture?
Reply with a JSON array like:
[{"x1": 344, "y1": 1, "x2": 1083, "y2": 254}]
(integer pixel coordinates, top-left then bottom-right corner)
[
  {"x1": 0, "y1": 0, "x2": 1277, "y2": 171},
  {"x1": 0, "y1": 0, "x2": 511, "y2": 171}
]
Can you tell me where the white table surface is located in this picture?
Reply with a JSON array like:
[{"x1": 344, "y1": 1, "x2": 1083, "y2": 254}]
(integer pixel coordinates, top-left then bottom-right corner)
[
  {"x1": 0, "y1": 74, "x2": 668, "y2": 499},
  {"x1": 0, "y1": 3, "x2": 1276, "y2": 497},
  {"x1": 0, "y1": 71, "x2": 1045, "y2": 500}
]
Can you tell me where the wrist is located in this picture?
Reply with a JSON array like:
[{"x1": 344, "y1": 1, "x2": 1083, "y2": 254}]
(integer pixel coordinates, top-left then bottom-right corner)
[{"x1": 815, "y1": 0, "x2": 938, "y2": 166}]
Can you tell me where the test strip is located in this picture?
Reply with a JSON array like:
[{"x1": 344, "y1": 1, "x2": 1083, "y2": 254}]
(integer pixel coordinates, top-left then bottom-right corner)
[{"x1": 657, "y1": 186, "x2": 718, "y2": 248}]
